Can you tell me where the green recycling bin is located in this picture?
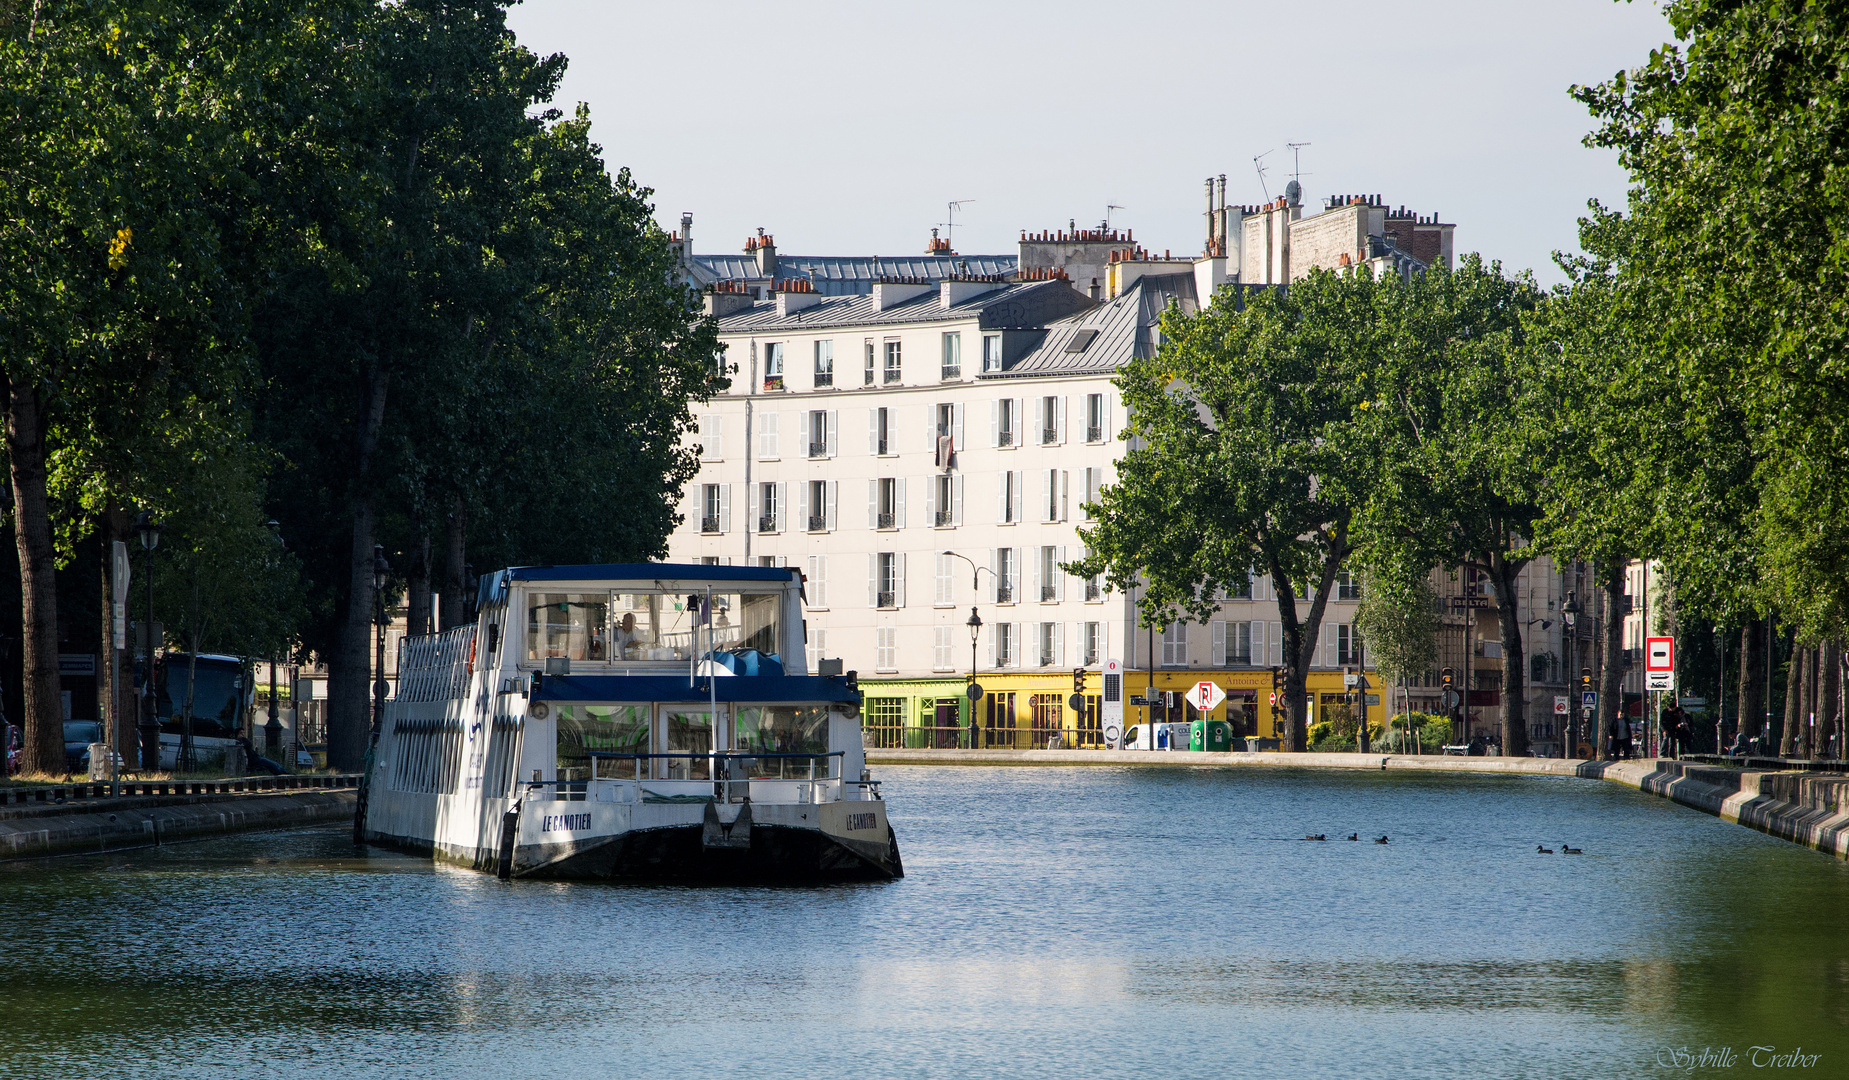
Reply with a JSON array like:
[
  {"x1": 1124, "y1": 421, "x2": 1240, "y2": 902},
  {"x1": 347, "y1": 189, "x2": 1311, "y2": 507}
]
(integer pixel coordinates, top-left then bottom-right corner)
[{"x1": 1190, "y1": 718, "x2": 1235, "y2": 752}]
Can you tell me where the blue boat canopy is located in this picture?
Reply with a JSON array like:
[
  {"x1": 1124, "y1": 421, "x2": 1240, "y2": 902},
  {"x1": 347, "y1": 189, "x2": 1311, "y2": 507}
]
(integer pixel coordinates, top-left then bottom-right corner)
[{"x1": 477, "y1": 562, "x2": 799, "y2": 609}]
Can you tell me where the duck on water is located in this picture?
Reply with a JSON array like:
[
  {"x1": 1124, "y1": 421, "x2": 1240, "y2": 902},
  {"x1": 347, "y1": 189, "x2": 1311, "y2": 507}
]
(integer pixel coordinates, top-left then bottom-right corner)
[{"x1": 357, "y1": 563, "x2": 902, "y2": 883}]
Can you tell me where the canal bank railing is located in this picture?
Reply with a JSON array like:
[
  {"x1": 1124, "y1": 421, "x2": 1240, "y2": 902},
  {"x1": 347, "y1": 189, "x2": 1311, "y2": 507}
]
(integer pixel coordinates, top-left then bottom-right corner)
[{"x1": 0, "y1": 773, "x2": 361, "y2": 808}]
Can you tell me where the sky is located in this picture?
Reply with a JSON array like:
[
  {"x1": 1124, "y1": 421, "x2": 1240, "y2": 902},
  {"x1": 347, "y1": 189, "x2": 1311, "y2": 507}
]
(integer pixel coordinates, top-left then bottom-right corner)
[{"x1": 504, "y1": 0, "x2": 1676, "y2": 285}]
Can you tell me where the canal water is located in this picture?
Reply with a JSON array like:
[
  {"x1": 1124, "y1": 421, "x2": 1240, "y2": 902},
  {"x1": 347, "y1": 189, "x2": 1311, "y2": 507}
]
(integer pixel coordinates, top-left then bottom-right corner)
[{"x1": 3, "y1": 766, "x2": 1847, "y2": 1079}]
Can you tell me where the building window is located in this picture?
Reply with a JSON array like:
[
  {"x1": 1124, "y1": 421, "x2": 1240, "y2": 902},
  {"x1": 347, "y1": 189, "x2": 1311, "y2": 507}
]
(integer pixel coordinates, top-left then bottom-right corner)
[
  {"x1": 701, "y1": 484, "x2": 721, "y2": 533},
  {"x1": 982, "y1": 333, "x2": 1003, "y2": 373},
  {"x1": 1038, "y1": 622, "x2": 1060, "y2": 667},
  {"x1": 699, "y1": 413, "x2": 723, "y2": 461},
  {"x1": 763, "y1": 341, "x2": 784, "y2": 391},
  {"x1": 1226, "y1": 572, "x2": 1252, "y2": 599},
  {"x1": 808, "y1": 410, "x2": 828, "y2": 458},
  {"x1": 996, "y1": 547, "x2": 1015, "y2": 604},
  {"x1": 876, "y1": 627, "x2": 897, "y2": 672},
  {"x1": 1082, "y1": 622, "x2": 1100, "y2": 666},
  {"x1": 878, "y1": 478, "x2": 899, "y2": 530},
  {"x1": 1040, "y1": 546, "x2": 1058, "y2": 601},
  {"x1": 1000, "y1": 470, "x2": 1019, "y2": 524},
  {"x1": 808, "y1": 480, "x2": 827, "y2": 531},
  {"x1": 807, "y1": 625, "x2": 827, "y2": 673},
  {"x1": 995, "y1": 622, "x2": 1014, "y2": 668},
  {"x1": 1335, "y1": 623, "x2": 1362, "y2": 666},
  {"x1": 933, "y1": 626, "x2": 954, "y2": 671},
  {"x1": 1043, "y1": 469, "x2": 1065, "y2": 522},
  {"x1": 1337, "y1": 569, "x2": 1362, "y2": 601},
  {"x1": 758, "y1": 555, "x2": 778, "y2": 568},
  {"x1": 757, "y1": 411, "x2": 778, "y2": 459},
  {"x1": 997, "y1": 398, "x2": 1016, "y2": 446},
  {"x1": 805, "y1": 554, "x2": 828, "y2": 608},
  {"x1": 1228, "y1": 621, "x2": 1252, "y2": 664},
  {"x1": 1162, "y1": 622, "x2": 1187, "y2": 667},
  {"x1": 936, "y1": 402, "x2": 955, "y2": 441},
  {"x1": 934, "y1": 474, "x2": 954, "y2": 527},
  {"x1": 941, "y1": 332, "x2": 961, "y2": 380},
  {"x1": 758, "y1": 482, "x2": 778, "y2": 532},
  {"x1": 864, "y1": 339, "x2": 875, "y2": 386},
  {"x1": 1040, "y1": 396, "x2": 1060, "y2": 445},
  {"x1": 883, "y1": 339, "x2": 902, "y2": 384},
  {"x1": 874, "y1": 406, "x2": 891, "y2": 456},
  {"x1": 814, "y1": 339, "x2": 833, "y2": 387},
  {"x1": 1082, "y1": 467, "x2": 1102, "y2": 520},
  {"x1": 1086, "y1": 393, "x2": 1104, "y2": 442},
  {"x1": 877, "y1": 552, "x2": 898, "y2": 608},
  {"x1": 702, "y1": 556, "x2": 721, "y2": 566},
  {"x1": 935, "y1": 552, "x2": 955, "y2": 605}
]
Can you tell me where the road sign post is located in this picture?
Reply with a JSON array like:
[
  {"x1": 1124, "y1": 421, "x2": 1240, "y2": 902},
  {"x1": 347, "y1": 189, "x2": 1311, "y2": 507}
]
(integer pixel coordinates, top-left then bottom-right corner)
[{"x1": 1185, "y1": 681, "x2": 1226, "y2": 713}]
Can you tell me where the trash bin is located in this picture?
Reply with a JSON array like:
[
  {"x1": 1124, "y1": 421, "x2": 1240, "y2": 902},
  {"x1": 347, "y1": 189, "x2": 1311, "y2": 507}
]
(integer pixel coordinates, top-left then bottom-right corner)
[{"x1": 1190, "y1": 720, "x2": 1235, "y2": 752}]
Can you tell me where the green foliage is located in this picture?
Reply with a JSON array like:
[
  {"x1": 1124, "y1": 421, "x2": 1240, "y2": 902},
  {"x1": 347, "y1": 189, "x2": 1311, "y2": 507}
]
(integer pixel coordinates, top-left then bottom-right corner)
[
  {"x1": 1350, "y1": 572, "x2": 1440, "y2": 686},
  {"x1": 1382, "y1": 712, "x2": 1452, "y2": 754}
]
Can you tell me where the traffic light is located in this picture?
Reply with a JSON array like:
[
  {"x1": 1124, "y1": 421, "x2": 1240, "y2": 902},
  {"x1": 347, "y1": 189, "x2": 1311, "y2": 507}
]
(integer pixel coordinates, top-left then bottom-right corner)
[
  {"x1": 1581, "y1": 666, "x2": 1593, "y2": 689},
  {"x1": 1269, "y1": 666, "x2": 1284, "y2": 693},
  {"x1": 1441, "y1": 666, "x2": 1455, "y2": 689},
  {"x1": 1072, "y1": 667, "x2": 1085, "y2": 693}
]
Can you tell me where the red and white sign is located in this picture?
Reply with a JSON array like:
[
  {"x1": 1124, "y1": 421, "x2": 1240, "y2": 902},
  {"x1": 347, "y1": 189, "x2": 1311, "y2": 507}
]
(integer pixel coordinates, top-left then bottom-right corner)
[
  {"x1": 1553, "y1": 695, "x2": 1569, "y2": 715},
  {"x1": 1268, "y1": 691, "x2": 1278, "y2": 707},
  {"x1": 1186, "y1": 681, "x2": 1226, "y2": 712},
  {"x1": 1645, "y1": 637, "x2": 1675, "y2": 672}
]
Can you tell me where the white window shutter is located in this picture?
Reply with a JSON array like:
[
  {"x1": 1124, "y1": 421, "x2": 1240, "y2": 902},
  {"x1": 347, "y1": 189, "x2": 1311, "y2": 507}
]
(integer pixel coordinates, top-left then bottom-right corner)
[
  {"x1": 997, "y1": 472, "x2": 1007, "y2": 522},
  {"x1": 924, "y1": 475, "x2": 937, "y2": 522},
  {"x1": 896, "y1": 478, "x2": 906, "y2": 529},
  {"x1": 953, "y1": 403, "x2": 965, "y2": 451},
  {"x1": 1012, "y1": 471, "x2": 1024, "y2": 523},
  {"x1": 1057, "y1": 546, "x2": 1067, "y2": 601},
  {"x1": 1249, "y1": 620, "x2": 1263, "y2": 666},
  {"x1": 747, "y1": 484, "x2": 758, "y2": 532},
  {"x1": 826, "y1": 410, "x2": 838, "y2": 456},
  {"x1": 1060, "y1": 471, "x2": 1069, "y2": 522},
  {"x1": 1325, "y1": 622, "x2": 1337, "y2": 667},
  {"x1": 1212, "y1": 621, "x2": 1226, "y2": 666},
  {"x1": 719, "y1": 485, "x2": 731, "y2": 533},
  {"x1": 867, "y1": 480, "x2": 876, "y2": 529},
  {"x1": 888, "y1": 408, "x2": 898, "y2": 452},
  {"x1": 990, "y1": 623, "x2": 999, "y2": 668},
  {"x1": 1053, "y1": 623, "x2": 1064, "y2": 667},
  {"x1": 797, "y1": 481, "x2": 809, "y2": 529},
  {"x1": 1016, "y1": 399, "x2": 1027, "y2": 441},
  {"x1": 1271, "y1": 622, "x2": 1283, "y2": 667},
  {"x1": 867, "y1": 553, "x2": 876, "y2": 608},
  {"x1": 1031, "y1": 548, "x2": 1041, "y2": 602},
  {"x1": 895, "y1": 553, "x2": 906, "y2": 608},
  {"x1": 777, "y1": 482, "x2": 787, "y2": 532},
  {"x1": 1056, "y1": 396, "x2": 1067, "y2": 444},
  {"x1": 953, "y1": 475, "x2": 964, "y2": 526},
  {"x1": 990, "y1": 400, "x2": 999, "y2": 447},
  {"x1": 826, "y1": 481, "x2": 838, "y2": 531},
  {"x1": 869, "y1": 409, "x2": 878, "y2": 455},
  {"x1": 990, "y1": 548, "x2": 1000, "y2": 600}
]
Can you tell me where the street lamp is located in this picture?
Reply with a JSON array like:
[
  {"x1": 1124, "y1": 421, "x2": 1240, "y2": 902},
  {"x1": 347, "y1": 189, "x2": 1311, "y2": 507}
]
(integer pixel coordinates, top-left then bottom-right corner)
[
  {"x1": 966, "y1": 606, "x2": 983, "y2": 749},
  {"x1": 372, "y1": 545, "x2": 390, "y2": 741},
  {"x1": 135, "y1": 511, "x2": 161, "y2": 774},
  {"x1": 1563, "y1": 593, "x2": 1582, "y2": 756},
  {"x1": 264, "y1": 521, "x2": 285, "y2": 755}
]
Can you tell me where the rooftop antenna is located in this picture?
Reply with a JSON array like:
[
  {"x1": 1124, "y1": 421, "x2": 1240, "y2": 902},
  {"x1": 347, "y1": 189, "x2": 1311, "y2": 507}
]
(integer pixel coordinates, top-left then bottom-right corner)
[
  {"x1": 938, "y1": 199, "x2": 975, "y2": 251},
  {"x1": 1285, "y1": 141, "x2": 1311, "y2": 204},
  {"x1": 1105, "y1": 204, "x2": 1126, "y2": 230},
  {"x1": 1252, "y1": 150, "x2": 1274, "y2": 201}
]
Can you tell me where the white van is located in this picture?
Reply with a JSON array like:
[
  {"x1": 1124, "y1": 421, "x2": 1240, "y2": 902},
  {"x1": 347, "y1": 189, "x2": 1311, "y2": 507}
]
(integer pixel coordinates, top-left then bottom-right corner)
[{"x1": 1120, "y1": 722, "x2": 1191, "y2": 751}]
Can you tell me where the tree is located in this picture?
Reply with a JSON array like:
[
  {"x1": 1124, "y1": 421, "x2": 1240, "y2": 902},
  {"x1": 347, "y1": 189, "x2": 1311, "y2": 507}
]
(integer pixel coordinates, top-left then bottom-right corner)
[
  {"x1": 1351, "y1": 571, "x2": 1440, "y2": 719},
  {"x1": 1071, "y1": 272, "x2": 1383, "y2": 752},
  {"x1": 1351, "y1": 257, "x2": 1546, "y2": 757}
]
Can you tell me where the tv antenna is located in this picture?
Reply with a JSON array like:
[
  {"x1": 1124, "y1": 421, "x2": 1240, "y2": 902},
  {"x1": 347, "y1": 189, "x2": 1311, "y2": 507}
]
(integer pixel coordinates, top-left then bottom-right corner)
[
  {"x1": 1286, "y1": 142, "x2": 1312, "y2": 186},
  {"x1": 1104, "y1": 204, "x2": 1126, "y2": 230},
  {"x1": 939, "y1": 199, "x2": 975, "y2": 250},
  {"x1": 1252, "y1": 150, "x2": 1273, "y2": 201}
]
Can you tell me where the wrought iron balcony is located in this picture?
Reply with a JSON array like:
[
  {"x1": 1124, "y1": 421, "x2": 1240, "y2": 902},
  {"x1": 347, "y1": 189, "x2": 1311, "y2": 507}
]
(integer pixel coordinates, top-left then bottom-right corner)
[
  {"x1": 935, "y1": 511, "x2": 953, "y2": 527},
  {"x1": 1086, "y1": 425, "x2": 1102, "y2": 442},
  {"x1": 877, "y1": 591, "x2": 896, "y2": 609},
  {"x1": 762, "y1": 375, "x2": 784, "y2": 392},
  {"x1": 1084, "y1": 582, "x2": 1101, "y2": 601},
  {"x1": 877, "y1": 513, "x2": 895, "y2": 530},
  {"x1": 1041, "y1": 586, "x2": 1057, "y2": 601},
  {"x1": 807, "y1": 515, "x2": 827, "y2": 532},
  {"x1": 996, "y1": 586, "x2": 1013, "y2": 603},
  {"x1": 814, "y1": 371, "x2": 832, "y2": 388},
  {"x1": 757, "y1": 516, "x2": 777, "y2": 533},
  {"x1": 1041, "y1": 428, "x2": 1057, "y2": 445},
  {"x1": 809, "y1": 441, "x2": 827, "y2": 458},
  {"x1": 700, "y1": 517, "x2": 720, "y2": 534},
  {"x1": 997, "y1": 429, "x2": 1014, "y2": 447}
]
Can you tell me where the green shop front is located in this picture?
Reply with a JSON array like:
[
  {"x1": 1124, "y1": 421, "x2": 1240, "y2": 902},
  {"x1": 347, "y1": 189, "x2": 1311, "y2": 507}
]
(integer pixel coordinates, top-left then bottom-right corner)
[{"x1": 857, "y1": 677, "x2": 970, "y2": 749}]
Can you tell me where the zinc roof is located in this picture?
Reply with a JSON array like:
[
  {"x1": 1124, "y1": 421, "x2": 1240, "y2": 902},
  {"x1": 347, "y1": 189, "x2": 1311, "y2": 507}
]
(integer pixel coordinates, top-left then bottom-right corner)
[
  {"x1": 713, "y1": 279, "x2": 1093, "y2": 334},
  {"x1": 691, "y1": 254, "x2": 1019, "y2": 295}
]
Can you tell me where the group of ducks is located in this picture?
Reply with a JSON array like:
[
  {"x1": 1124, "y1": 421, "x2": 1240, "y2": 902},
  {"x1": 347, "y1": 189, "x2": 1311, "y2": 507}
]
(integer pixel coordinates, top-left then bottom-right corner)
[
  {"x1": 1538, "y1": 844, "x2": 1585, "y2": 854},
  {"x1": 1302, "y1": 833, "x2": 1390, "y2": 844}
]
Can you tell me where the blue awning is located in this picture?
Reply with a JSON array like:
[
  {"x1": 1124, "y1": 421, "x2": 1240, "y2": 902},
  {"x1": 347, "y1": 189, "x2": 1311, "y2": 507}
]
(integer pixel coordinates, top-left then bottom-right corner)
[{"x1": 534, "y1": 674, "x2": 858, "y2": 706}]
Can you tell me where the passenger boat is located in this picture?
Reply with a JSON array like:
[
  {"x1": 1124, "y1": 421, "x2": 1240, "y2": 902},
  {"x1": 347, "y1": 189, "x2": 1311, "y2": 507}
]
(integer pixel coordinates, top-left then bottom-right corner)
[{"x1": 358, "y1": 563, "x2": 902, "y2": 882}]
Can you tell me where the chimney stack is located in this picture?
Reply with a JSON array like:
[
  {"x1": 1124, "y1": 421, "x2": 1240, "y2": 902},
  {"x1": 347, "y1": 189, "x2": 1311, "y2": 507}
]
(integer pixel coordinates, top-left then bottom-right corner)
[{"x1": 751, "y1": 227, "x2": 777, "y2": 278}]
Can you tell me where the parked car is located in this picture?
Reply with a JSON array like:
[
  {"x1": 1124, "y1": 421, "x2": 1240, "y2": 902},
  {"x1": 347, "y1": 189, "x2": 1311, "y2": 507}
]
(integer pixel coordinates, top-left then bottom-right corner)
[
  {"x1": 1120, "y1": 722, "x2": 1192, "y2": 751},
  {"x1": 64, "y1": 721, "x2": 105, "y2": 773}
]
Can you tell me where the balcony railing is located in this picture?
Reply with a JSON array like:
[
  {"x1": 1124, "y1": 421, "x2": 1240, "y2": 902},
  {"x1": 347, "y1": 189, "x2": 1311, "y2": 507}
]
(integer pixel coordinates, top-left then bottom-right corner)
[
  {"x1": 883, "y1": 369, "x2": 901, "y2": 385},
  {"x1": 1086, "y1": 425, "x2": 1102, "y2": 442},
  {"x1": 1041, "y1": 586, "x2": 1057, "y2": 601},
  {"x1": 809, "y1": 441, "x2": 827, "y2": 458},
  {"x1": 941, "y1": 366, "x2": 960, "y2": 380},
  {"x1": 1040, "y1": 651, "x2": 1054, "y2": 667},
  {"x1": 757, "y1": 516, "x2": 777, "y2": 533},
  {"x1": 877, "y1": 591, "x2": 896, "y2": 609},
  {"x1": 876, "y1": 439, "x2": 889, "y2": 456},
  {"x1": 996, "y1": 586, "x2": 1013, "y2": 603},
  {"x1": 1084, "y1": 582, "x2": 1101, "y2": 601},
  {"x1": 998, "y1": 430, "x2": 1014, "y2": 447},
  {"x1": 814, "y1": 371, "x2": 832, "y2": 387},
  {"x1": 763, "y1": 375, "x2": 784, "y2": 392},
  {"x1": 701, "y1": 516, "x2": 720, "y2": 534},
  {"x1": 935, "y1": 510, "x2": 953, "y2": 526},
  {"x1": 1041, "y1": 428, "x2": 1056, "y2": 445},
  {"x1": 807, "y1": 515, "x2": 827, "y2": 532},
  {"x1": 877, "y1": 512, "x2": 895, "y2": 530}
]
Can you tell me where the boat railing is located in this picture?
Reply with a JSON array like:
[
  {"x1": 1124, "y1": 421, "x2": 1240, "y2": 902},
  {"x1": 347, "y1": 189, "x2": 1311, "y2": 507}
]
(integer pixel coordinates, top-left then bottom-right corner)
[
  {"x1": 395, "y1": 626, "x2": 478, "y2": 703},
  {"x1": 525, "y1": 752, "x2": 869, "y2": 806}
]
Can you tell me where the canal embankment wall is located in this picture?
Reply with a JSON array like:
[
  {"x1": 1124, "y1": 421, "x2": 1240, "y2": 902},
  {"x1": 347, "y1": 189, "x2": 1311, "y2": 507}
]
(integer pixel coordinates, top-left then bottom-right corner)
[
  {"x1": 0, "y1": 775, "x2": 361, "y2": 861},
  {"x1": 867, "y1": 749, "x2": 1849, "y2": 860}
]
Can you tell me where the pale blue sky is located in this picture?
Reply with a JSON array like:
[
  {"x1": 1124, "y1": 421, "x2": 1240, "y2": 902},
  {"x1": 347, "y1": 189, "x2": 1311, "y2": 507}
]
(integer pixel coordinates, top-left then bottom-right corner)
[{"x1": 506, "y1": 0, "x2": 1674, "y2": 283}]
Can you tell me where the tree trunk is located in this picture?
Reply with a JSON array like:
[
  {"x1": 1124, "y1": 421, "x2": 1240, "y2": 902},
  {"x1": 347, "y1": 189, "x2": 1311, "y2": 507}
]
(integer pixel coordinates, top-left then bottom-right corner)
[
  {"x1": 407, "y1": 527, "x2": 431, "y2": 638},
  {"x1": 1780, "y1": 642, "x2": 1804, "y2": 758},
  {"x1": 328, "y1": 366, "x2": 389, "y2": 772},
  {"x1": 7, "y1": 374, "x2": 62, "y2": 775},
  {"x1": 1598, "y1": 559, "x2": 1625, "y2": 760},
  {"x1": 1739, "y1": 620, "x2": 1765, "y2": 749},
  {"x1": 440, "y1": 497, "x2": 467, "y2": 631},
  {"x1": 1820, "y1": 639, "x2": 1840, "y2": 761},
  {"x1": 1488, "y1": 553, "x2": 1530, "y2": 758}
]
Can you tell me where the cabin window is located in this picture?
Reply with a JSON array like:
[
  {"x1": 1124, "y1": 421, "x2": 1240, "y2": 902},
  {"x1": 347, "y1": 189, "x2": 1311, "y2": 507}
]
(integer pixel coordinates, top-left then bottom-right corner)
[
  {"x1": 527, "y1": 593, "x2": 610, "y2": 661},
  {"x1": 558, "y1": 704, "x2": 650, "y2": 782},
  {"x1": 663, "y1": 708, "x2": 713, "y2": 780},
  {"x1": 733, "y1": 705, "x2": 832, "y2": 778}
]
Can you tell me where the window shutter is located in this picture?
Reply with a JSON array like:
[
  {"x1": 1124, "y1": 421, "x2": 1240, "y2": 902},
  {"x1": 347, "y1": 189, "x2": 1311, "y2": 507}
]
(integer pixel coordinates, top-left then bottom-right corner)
[
  {"x1": 895, "y1": 553, "x2": 906, "y2": 608},
  {"x1": 869, "y1": 409, "x2": 878, "y2": 455},
  {"x1": 990, "y1": 623, "x2": 1000, "y2": 668},
  {"x1": 826, "y1": 410, "x2": 838, "y2": 456},
  {"x1": 867, "y1": 553, "x2": 876, "y2": 608},
  {"x1": 1054, "y1": 623, "x2": 1064, "y2": 667},
  {"x1": 1042, "y1": 470, "x2": 1054, "y2": 521},
  {"x1": 1271, "y1": 622, "x2": 1283, "y2": 667},
  {"x1": 867, "y1": 480, "x2": 876, "y2": 529},
  {"x1": 1056, "y1": 396, "x2": 1067, "y2": 444},
  {"x1": 826, "y1": 481, "x2": 838, "y2": 531},
  {"x1": 990, "y1": 548, "x2": 1000, "y2": 601},
  {"x1": 953, "y1": 403, "x2": 965, "y2": 452},
  {"x1": 1212, "y1": 622, "x2": 1226, "y2": 666},
  {"x1": 719, "y1": 485, "x2": 731, "y2": 533},
  {"x1": 924, "y1": 475, "x2": 937, "y2": 522},
  {"x1": 1056, "y1": 546, "x2": 1067, "y2": 601},
  {"x1": 1325, "y1": 622, "x2": 1338, "y2": 667},
  {"x1": 887, "y1": 408, "x2": 898, "y2": 452},
  {"x1": 1012, "y1": 471, "x2": 1023, "y2": 524},
  {"x1": 895, "y1": 478, "x2": 906, "y2": 529},
  {"x1": 797, "y1": 481, "x2": 809, "y2": 530},
  {"x1": 997, "y1": 471, "x2": 1007, "y2": 522},
  {"x1": 1031, "y1": 548, "x2": 1041, "y2": 602},
  {"x1": 1016, "y1": 399, "x2": 1027, "y2": 442},
  {"x1": 1060, "y1": 471, "x2": 1069, "y2": 522},
  {"x1": 777, "y1": 482, "x2": 787, "y2": 532},
  {"x1": 747, "y1": 484, "x2": 758, "y2": 533},
  {"x1": 952, "y1": 475, "x2": 964, "y2": 526}
]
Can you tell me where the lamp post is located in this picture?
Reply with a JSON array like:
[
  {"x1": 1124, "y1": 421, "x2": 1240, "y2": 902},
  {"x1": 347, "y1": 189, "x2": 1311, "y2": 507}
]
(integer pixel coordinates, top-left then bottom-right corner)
[
  {"x1": 264, "y1": 521, "x2": 284, "y2": 755},
  {"x1": 966, "y1": 606, "x2": 983, "y2": 749},
  {"x1": 1563, "y1": 593, "x2": 1582, "y2": 756},
  {"x1": 1520, "y1": 615, "x2": 1553, "y2": 755},
  {"x1": 135, "y1": 512, "x2": 162, "y2": 773},
  {"x1": 372, "y1": 545, "x2": 390, "y2": 741}
]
